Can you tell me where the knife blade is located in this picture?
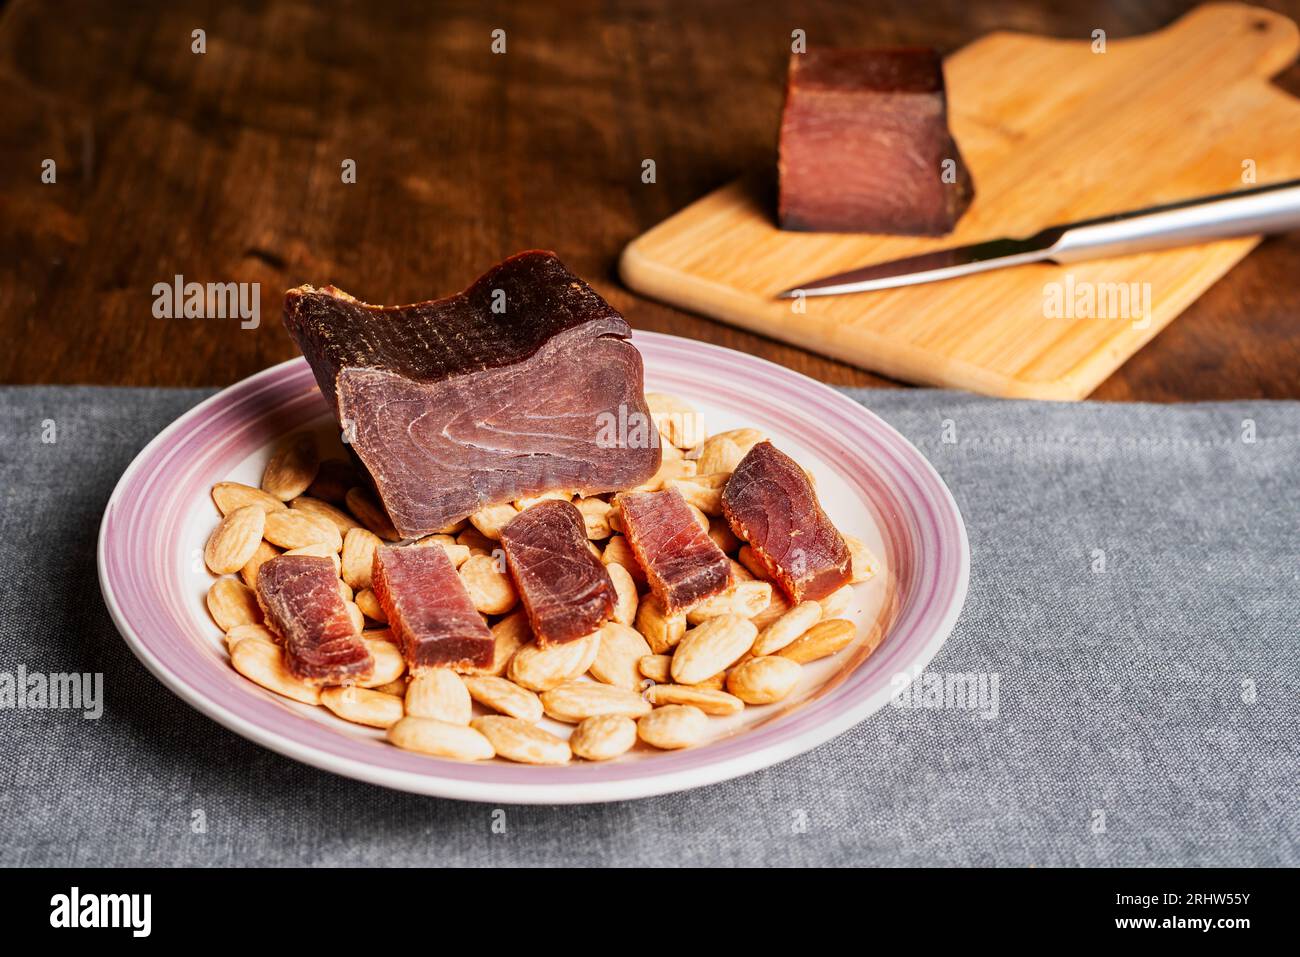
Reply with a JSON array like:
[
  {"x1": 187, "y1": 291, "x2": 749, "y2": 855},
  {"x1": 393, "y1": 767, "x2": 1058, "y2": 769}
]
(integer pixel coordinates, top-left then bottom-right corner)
[
  {"x1": 774, "y1": 233, "x2": 1061, "y2": 298},
  {"x1": 775, "y1": 178, "x2": 1300, "y2": 299}
]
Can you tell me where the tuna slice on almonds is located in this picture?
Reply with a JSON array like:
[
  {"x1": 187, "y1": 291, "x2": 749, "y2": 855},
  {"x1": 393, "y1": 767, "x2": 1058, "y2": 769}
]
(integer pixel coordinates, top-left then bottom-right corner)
[
  {"x1": 282, "y1": 250, "x2": 662, "y2": 539},
  {"x1": 616, "y1": 487, "x2": 731, "y2": 613},
  {"x1": 255, "y1": 554, "x2": 374, "y2": 685},
  {"x1": 721, "y1": 441, "x2": 851, "y2": 603},
  {"x1": 500, "y1": 500, "x2": 616, "y2": 646},
  {"x1": 371, "y1": 543, "x2": 494, "y2": 671}
]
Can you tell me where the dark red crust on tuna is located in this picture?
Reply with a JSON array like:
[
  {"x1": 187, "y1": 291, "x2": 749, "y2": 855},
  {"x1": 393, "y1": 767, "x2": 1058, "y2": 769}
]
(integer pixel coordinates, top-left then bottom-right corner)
[
  {"x1": 500, "y1": 500, "x2": 615, "y2": 646},
  {"x1": 282, "y1": 251, "x2": 661, "y2": 538},
  {"x1": 721, "y1": 442, "x2": 851, "y2": 602},
  {"x1": 255, "y1": 555, "x2": 374, "y2": 685},
  {"x1": 778, "y1": 48, "x2": 974, "y2": 235},
  {"x1": 371, "y1": 543, "x2": 493, "y2": 671},
  {"x1": 616, "y1": 488, "x2": 731, "y2": 613}
]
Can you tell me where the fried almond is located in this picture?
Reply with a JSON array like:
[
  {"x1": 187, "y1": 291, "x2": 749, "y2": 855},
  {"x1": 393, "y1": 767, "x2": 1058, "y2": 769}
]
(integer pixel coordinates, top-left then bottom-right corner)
[
  {"x1": 388, "y1": 717, "x2": 494, "y2": 760},
  {"x1": 223, "y1": 623, "x2": 276, "y2": 655},
  {"x1": 405, "y1": 670, "x2": 472, "y2": 724},
  {"x1": 471, "y1": 716, "x2": 571, "y2": 765},
  {"x1": 458, "y1": 553, "x2": 518, "y2": 615},
  {"x1": 645, "y1": 393, "x2": 707, "y2": 449},
  {"x1": 634, "y1": 595, "x2": 685, "y2": 654},
  {"x1": 670, "y1": 615, "x2": 756, "y2": 685},
  {"x1": 239, "y1": 539, "x2": 281, "y2": 590},
  {"x1": 468, "y1": 503, "x2": 519, "y2": 541},
  {"x1": 340, "y1": 526, "x2": 382, "y2": 589},
  {"x1": 752, "y1": 600, "x2": 822, "y2": 656},
  {"x1": 207, "y1": 577, "x2": 261, "y2": 631},
  {"x1": 261, "y1": 434, "x2": 319, "y2": 501},
  {"x1": 212, "y1": 482, "x2": 286, "y2": 516},
  {"x1": 540, "y1": 681, "x2": 653, "y2": 723},
  {"x1": 263, "y1": 509, "x2": 342, "y2": 552},
  {"x1": 462, "y1": 676, "x2": 544, "y2": 723},
  {"x1": 842, "y1": 533, "x2": 880, "y2": 583},
  {"x1": 727, "y1": 656, "x2": 802, "y2": 704},
  {"x1": 685, "y1": 580, "x2": 772, "y2": 624},
  {"x1": 354, "y1": 587, "x2": 387, "y2": 623},
  {"x1": 357, "y1": 638, "x2": 406, "y2": 689},
  {"x1": 575, "y1": 497, "x2": 614, "y2": 539},
  {"x1": 606, "y1": 562, "x2": 639, "y2": 626},
  {"x1": 588, "y1": 621, "x2": 652, "y2": 690},
  {"x1": 291, "y1": 495, "x2": 360, "y2": 535},
  {"x1": 778, "y1": 618, "x2": 856, "y2": 663},
  {"x1": 645, "y1": 684, "x2": 744, "y2": 715},
  {"x1": 570, "y1": 714, "x2": 638, "y2": 761},
  {"x1": 321, "y1": 686, "x2": 404, "y2": 728},
  {"x1": 231, "y1": 638, "x2": 320, "y2": 705},
  {"x1": 204, "y1": 505, "x2": 266, "y2": 574},
  {"x1": 601, "y1": 535, "x2": 646, "y2": 587},
  {"x1": 507, "y1": 632, "x2": 600, "y2": 692},
  {"x1": 637, "y1": 705, "x2": 707, "y2": 750},
  {"x1": 638, "y1": 654, "x2": 672, "y2": 684}
]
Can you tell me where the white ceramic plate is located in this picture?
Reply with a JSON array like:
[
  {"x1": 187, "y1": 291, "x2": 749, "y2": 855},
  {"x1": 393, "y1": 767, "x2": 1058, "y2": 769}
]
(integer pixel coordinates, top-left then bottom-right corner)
[{"x1": 99, "y1": 333, "x2": 968, "y2": 803}]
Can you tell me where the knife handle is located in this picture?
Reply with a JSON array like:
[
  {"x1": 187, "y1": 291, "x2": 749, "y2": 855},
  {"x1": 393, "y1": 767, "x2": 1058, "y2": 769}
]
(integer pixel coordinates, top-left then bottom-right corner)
[{"x1": 1047, "y1": 178, "x2": 1300, "y2": 263}]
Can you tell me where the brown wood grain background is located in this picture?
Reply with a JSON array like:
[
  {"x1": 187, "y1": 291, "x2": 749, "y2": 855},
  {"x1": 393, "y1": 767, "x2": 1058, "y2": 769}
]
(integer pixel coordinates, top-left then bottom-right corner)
[{"x1": 1, "y1": 0, "x2": 1297, "y2": 399}]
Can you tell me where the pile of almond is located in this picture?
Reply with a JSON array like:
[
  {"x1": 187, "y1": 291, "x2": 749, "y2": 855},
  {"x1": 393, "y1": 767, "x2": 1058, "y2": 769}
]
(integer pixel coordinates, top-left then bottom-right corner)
[{"x1": 205, "y1": 392, "x2": 880, "y2": 765}]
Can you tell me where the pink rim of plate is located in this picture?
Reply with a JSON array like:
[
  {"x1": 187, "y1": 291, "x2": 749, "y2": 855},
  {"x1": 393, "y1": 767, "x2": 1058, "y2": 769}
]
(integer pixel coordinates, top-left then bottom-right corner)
[{"x1": 98, "y1": 332, "x2": 969, "y2": 803}]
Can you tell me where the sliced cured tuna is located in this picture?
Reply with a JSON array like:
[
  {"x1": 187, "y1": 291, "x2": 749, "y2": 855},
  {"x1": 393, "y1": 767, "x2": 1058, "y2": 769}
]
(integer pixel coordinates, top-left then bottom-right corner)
[
  {"x1": 282, "y1": 251, "x2": 662, "y2": 538},
  {"x1": 721, "y1": 442, "x2": 851, "y2": 602},
  {"x1": 778, "y1": 48, "x2": 974, "y2": 235},
  {"x1": 371, "y1": 543, "x2": 494, "y2": 671},
  {"x1": 255, "y1": 554, "x2": 374, "y2": 684},
  {"x1": 616, "y1": 488, "x2": 731, "y2": 613},
  {"x1": 500, "y1": 500, "x2": 615, "y2": 646}
]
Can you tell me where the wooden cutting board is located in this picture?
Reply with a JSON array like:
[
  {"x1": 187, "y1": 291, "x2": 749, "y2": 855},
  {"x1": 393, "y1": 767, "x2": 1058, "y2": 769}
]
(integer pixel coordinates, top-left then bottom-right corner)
[{"x1": 620, "y1": 4, "x2": 1300, "y2": 399}]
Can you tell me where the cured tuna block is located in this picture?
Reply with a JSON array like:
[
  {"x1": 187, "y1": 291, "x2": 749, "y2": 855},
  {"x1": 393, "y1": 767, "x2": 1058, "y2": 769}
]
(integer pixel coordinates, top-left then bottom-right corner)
[
  {"x1": 255, "y1": 555, "x2": 374, "y2": 685},
  {"x1": 721, "y1": 442, "x2": 851, "y2": 602},
  {"x1": 778, "y1": 48, "x2": 974, "y2": 235},
  {"x1": 282, "y1": 251, "x2": 661, "y2": 538},
  {"x1": 372, "y1": 543, "x2": 493, "y2": 671},
  {"x1": 500, "y1": 500, "x2": 615, "y2": 646},
  {"x1": 616, "y1": 488, "x2": 731, "y2": 613}
]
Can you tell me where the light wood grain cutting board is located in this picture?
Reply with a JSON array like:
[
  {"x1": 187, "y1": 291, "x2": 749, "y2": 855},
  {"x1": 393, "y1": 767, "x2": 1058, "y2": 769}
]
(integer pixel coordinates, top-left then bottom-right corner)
[{"x1": 620, "y1": 4, "x2": 1300, "y2": 399}]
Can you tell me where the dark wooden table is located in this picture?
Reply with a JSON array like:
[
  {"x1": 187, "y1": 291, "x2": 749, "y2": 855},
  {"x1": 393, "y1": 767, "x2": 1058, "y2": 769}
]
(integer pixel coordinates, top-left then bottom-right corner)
[{"x1": 2, "y1": 0, "x2": 1297, "y2": 399}]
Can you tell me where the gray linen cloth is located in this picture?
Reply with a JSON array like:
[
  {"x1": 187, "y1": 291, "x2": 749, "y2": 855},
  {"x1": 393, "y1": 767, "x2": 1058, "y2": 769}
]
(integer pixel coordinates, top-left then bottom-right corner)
[{"x1": 0, "y1": 385, "x2": 1295, "y2": 867}]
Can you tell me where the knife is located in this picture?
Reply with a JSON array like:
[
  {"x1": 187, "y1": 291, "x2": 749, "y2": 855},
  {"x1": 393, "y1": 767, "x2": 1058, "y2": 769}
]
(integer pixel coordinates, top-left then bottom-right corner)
[{"x1": 776, "y1": 178, "x2": 1300, "y2": 298}]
